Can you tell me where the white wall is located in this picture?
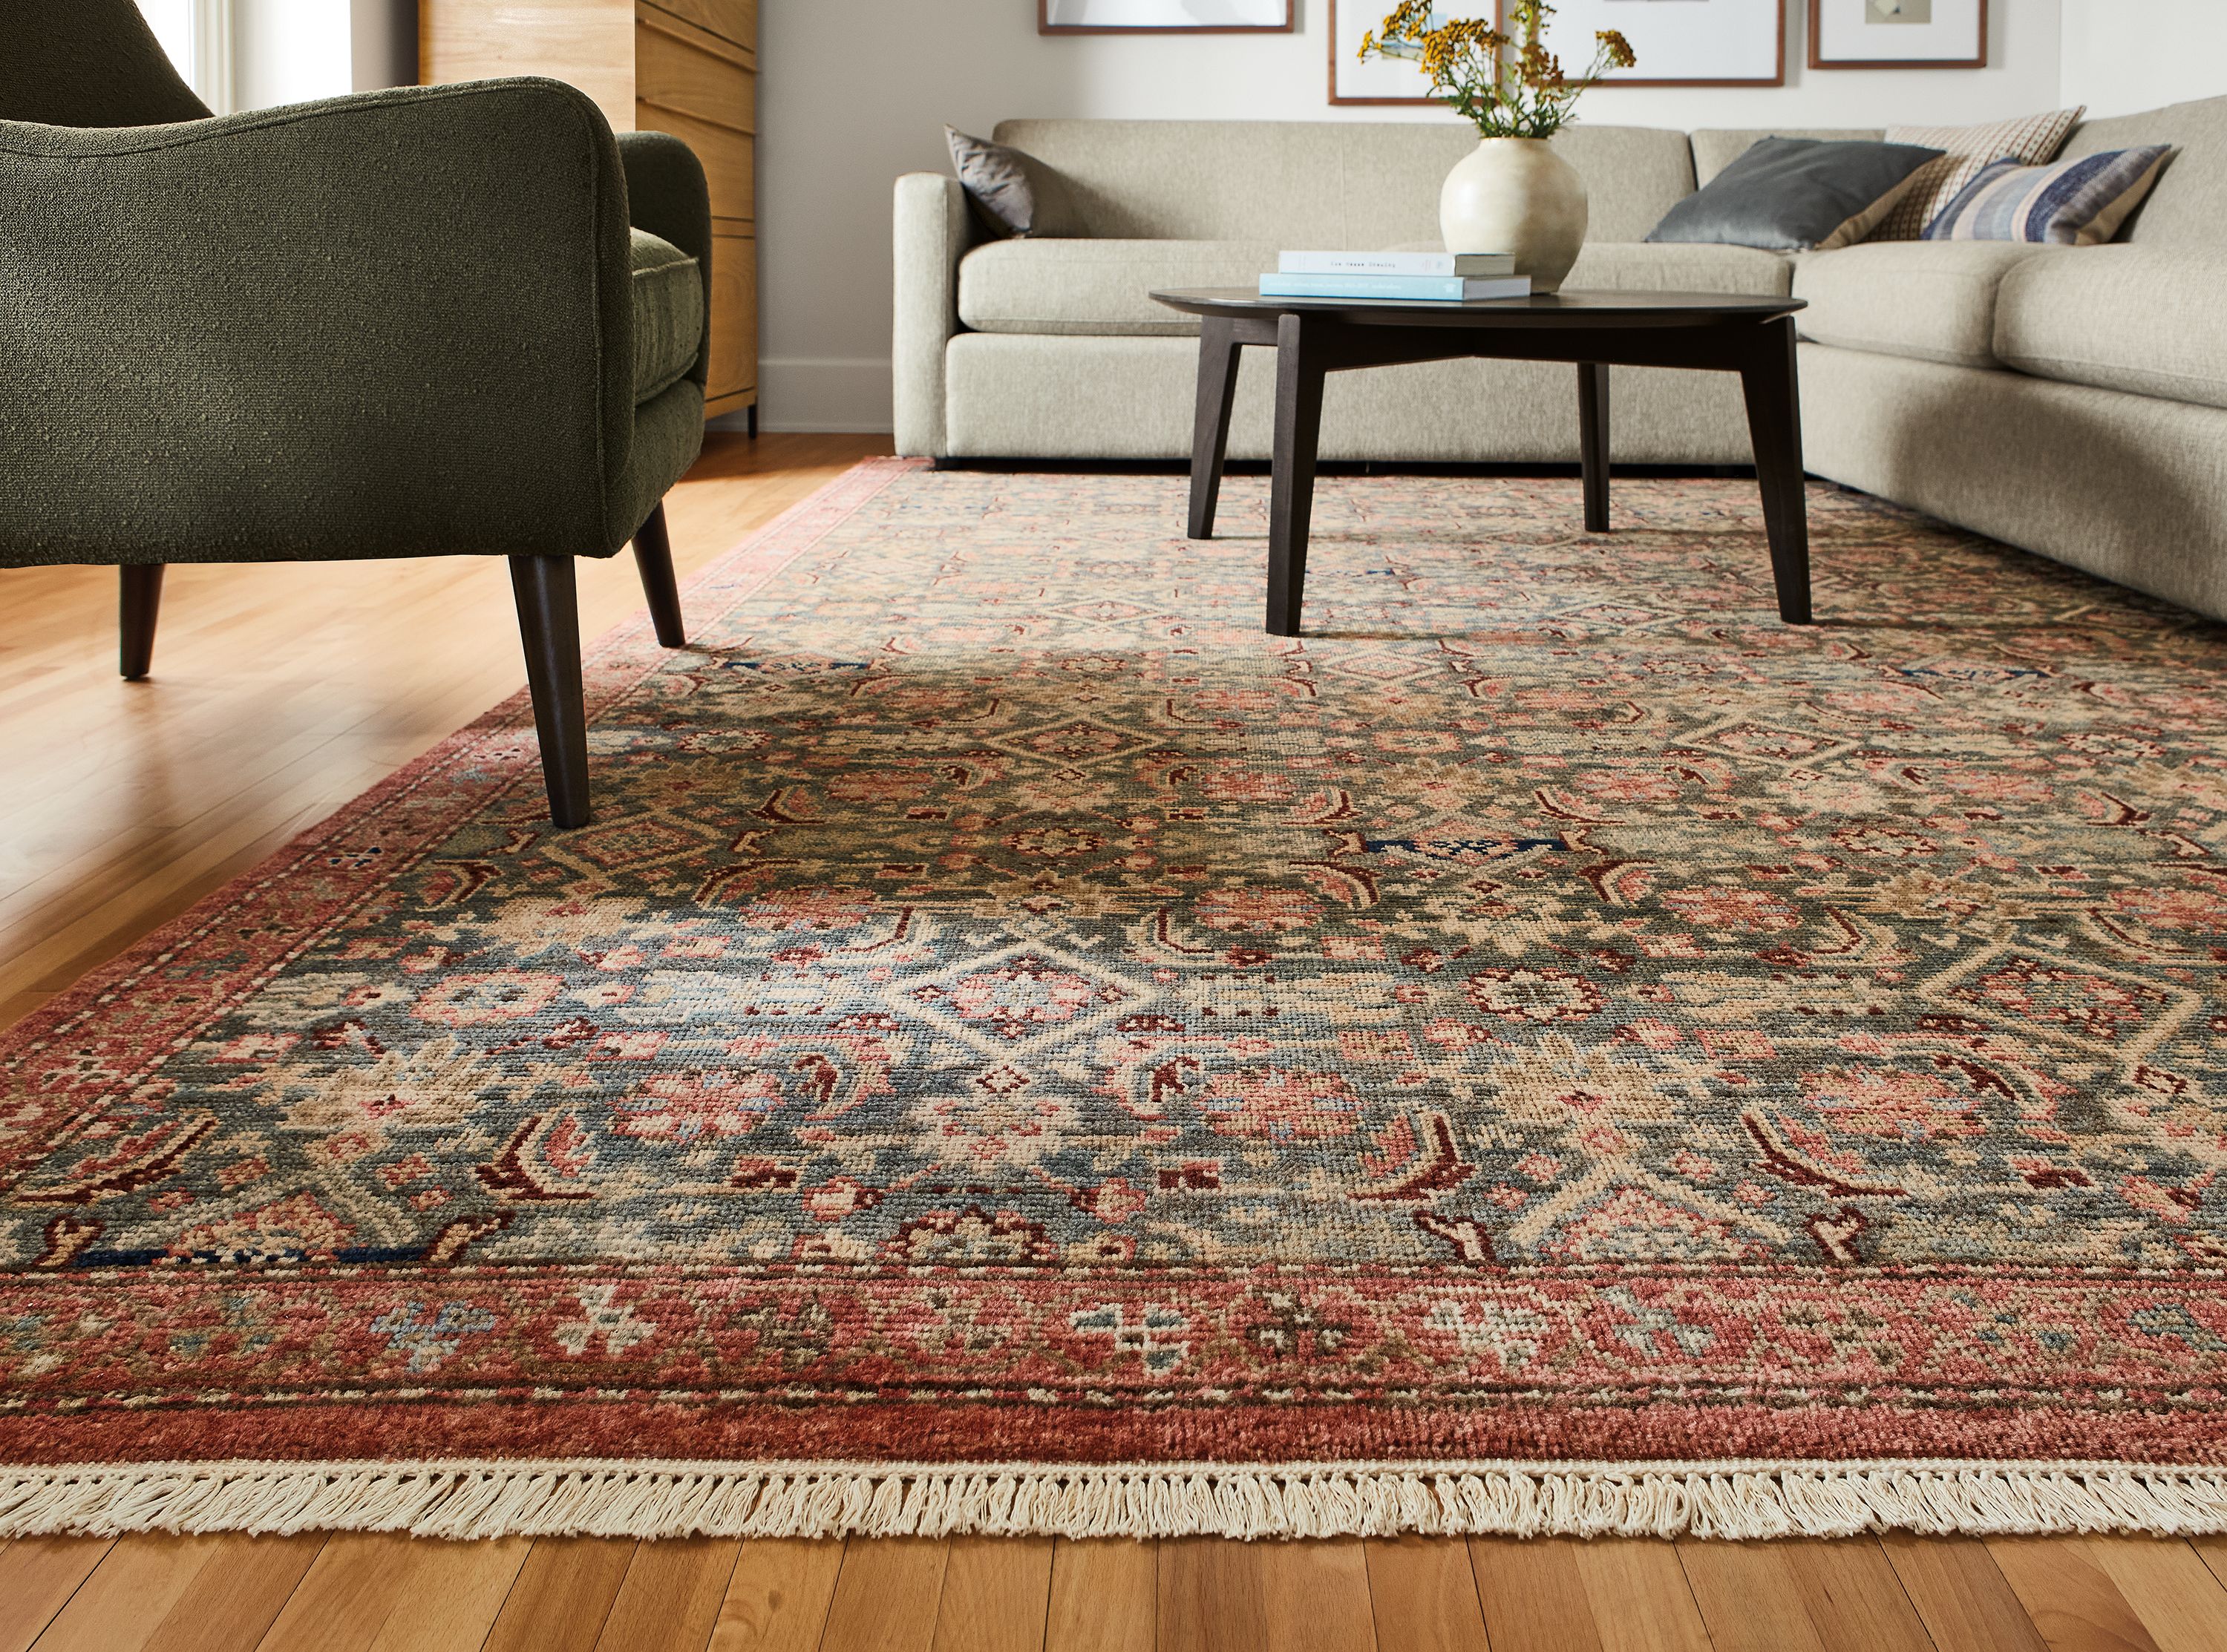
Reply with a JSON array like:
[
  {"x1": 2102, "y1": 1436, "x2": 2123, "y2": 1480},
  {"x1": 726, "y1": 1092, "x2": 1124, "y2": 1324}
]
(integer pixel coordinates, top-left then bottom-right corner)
[
  {"x1": 231, "y1": 0, "x2": 353, "y2": 110},
  {"x1": 2061, "y1": 0, "x2": 2227, "y2": 117},
  {"x1": 759, "y1": 0, "x2": 2067, "y2": 433}
]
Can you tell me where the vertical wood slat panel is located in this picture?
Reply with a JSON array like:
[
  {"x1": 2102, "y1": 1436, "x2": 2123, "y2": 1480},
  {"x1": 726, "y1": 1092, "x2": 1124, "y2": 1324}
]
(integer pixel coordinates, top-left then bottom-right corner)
[
  {"x1": 419, "y1": 0, "x2": 636, "y2": 128},
  {"x1": 708, "y1": 234, "x2": 758, "y2": 404},
  {"x1": 637, "y1": 21, "x2": 755, "y2": 134}
]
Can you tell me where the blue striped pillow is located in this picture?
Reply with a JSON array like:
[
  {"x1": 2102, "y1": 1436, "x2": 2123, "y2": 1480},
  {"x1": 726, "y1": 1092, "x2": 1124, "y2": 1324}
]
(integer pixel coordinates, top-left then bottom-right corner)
[{"x1": 1923, "y1": 145, "x2": 2175, "y2": 245}]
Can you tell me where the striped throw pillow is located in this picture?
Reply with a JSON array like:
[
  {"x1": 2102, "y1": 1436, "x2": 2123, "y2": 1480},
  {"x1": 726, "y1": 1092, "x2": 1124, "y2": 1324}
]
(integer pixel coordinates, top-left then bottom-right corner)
[
  {"x1": 1872, "y1": 109, "x2": 2085, "y2": 240},
  {"x1": 1923, "y1": 145, "x2": 2176, "y2": 245}
]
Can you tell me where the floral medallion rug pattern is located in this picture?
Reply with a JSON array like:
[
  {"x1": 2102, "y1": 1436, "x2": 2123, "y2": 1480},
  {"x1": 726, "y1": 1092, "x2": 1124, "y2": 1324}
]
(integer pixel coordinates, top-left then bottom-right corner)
[{"x1": 4, "y1": 459, "x2": 2225, "y2": 1538}]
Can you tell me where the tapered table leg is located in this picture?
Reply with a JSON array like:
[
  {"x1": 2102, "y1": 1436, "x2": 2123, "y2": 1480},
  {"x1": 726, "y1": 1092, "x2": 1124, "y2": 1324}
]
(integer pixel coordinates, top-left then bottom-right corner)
[
  {"x1": 1739, "y1": 316, "x2": 1814, "y2": 625},
  {"x1": 1188, "y1": 317, "x2": 1243, "y2": 540},
  {"x1": 1266, "y1": 311, "x2": 1329, "y2": 637},
  {"x1": 1577, "y1": 362, "x2": 1611, "y2": 534},
  {"x1": 509, "y1": 554, "x2": 591, "y2": 828},
  {"x1": 632, "y1": 501, "x2": 686, "y2": 646},
  {"x1": 120, "y1": 565, "x2": 164, "y2": 680}
]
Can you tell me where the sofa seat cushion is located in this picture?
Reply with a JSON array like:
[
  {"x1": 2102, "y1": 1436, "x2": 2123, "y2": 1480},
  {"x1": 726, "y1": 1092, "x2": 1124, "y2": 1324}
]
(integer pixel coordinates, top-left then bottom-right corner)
[
  {"x1": 1564, "y1": 240, "x2": 1794, "y2": 295},
  {"x1": 630, "y1": 228, "x2": 703, "y2": 401},
  {"x1": 1995, "y1": 246, "x2": 2227, "y2": 409},
  {"x1": 960, "y1": 240, "x2": 1283, "y2": 335},
  {"x1": 1792, "y1": 241, "x2": 2064, "y2": 369},
  {"x1": 958, "y1": 238, "x2": 1793, "y2": 338}
]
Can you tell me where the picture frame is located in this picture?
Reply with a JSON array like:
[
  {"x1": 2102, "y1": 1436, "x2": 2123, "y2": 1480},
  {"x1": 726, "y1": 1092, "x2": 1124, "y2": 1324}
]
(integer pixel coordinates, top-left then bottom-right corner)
[
  {"x1": 1040, "y1": 0, "x2": 1295, "y2": 33},
  {"x1": 1327, "y1": 0, "x2": 1470, "y2": 104},
  {"x1": 1516, "y1": 0, "x2": 1785, "y2": 88},
  {"x1": 1808, "y1": 0, "x2": 1986, "y2": 70}
]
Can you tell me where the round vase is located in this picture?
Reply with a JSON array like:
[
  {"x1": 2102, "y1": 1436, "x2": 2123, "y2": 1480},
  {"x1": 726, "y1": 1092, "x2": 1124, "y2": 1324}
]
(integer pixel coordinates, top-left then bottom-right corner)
[{"x1": 1438, "y1": 137, "x2": 1589, "y2": 295}]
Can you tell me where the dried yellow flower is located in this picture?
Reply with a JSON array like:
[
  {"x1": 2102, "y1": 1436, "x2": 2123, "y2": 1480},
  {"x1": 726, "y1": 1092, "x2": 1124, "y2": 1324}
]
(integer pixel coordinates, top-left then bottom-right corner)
[{"x1": 1354, "y1": 1, "x2": 1638, "y2": 140}]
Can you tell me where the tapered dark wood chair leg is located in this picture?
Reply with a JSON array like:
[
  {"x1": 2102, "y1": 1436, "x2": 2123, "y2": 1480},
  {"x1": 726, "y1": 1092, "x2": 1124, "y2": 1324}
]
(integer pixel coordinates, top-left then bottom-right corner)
[
  {"x1": 1266, "y1": 312, "x2": 1330, "y2": 637},
  {"x1": 632, "y1": 502, "x2": 686, "y2": 646},
  {"x1": 1188, "y1": 318, "x2": 1243, "y2": 540},
  {"x1": 508, "y1": 554, "x2": 591, "y2": 828},
  {"x1": 119, "y1": 565, "x2": 164, "y2": 680},
  {"x1": 1739, "y1": 316, "x2": 1814, "y2": 626},
  {"x1": 1578, "y1": 363, "x2": 1612, "y2": 534}
]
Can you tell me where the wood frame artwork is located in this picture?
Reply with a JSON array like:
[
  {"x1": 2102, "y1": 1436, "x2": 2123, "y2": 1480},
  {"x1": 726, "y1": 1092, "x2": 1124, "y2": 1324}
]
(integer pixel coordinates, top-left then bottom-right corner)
[
  {"x1": 1318, "y1": 0, "x2": 1443, "y2": 105},
  {"x1": 1808, "y1": 0, "x2": 1988, "y2": 69},
  {"x1": 1039, "y1": 0, "x2": 1294, "y2": 33},
  {"x1": 1497, "y1": 0, "x2": 1791, "y2": 89}
]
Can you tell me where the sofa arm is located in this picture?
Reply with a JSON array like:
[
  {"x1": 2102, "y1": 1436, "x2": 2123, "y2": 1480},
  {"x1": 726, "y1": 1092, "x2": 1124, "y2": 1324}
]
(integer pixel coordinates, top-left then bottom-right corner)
[
  {"x1": 618, "y1": 130, "x2": 713, "y2": 389},
  {"x1": 894, "y1": 171, "x2": 972, "y2": 457},
  {"x1": 0, "y1": 79, "x2": 636, "y2": 566}
]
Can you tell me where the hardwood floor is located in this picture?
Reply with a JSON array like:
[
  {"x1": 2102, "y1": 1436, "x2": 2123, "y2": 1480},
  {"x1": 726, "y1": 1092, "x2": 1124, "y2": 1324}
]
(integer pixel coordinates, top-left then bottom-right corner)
[{"x1": 4, "y1": 434, "x2": 2223, "y2": 1651}]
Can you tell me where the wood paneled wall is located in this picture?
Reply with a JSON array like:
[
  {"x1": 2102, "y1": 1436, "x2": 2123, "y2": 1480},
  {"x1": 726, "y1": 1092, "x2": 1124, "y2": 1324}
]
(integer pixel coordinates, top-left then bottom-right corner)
[{"x1": 421, "y1": 0, "x2": 759, "y2": 424}]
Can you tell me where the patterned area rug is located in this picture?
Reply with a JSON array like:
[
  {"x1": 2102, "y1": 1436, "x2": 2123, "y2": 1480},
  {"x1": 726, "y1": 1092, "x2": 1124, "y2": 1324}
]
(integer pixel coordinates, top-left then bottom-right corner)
[{"x1": 4, "y1": 459, "x2": 2225, "y2": 1540}]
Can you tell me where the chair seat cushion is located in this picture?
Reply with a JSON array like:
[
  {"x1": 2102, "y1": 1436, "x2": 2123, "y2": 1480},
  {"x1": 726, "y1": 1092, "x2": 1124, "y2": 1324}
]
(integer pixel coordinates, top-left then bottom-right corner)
[
  {"x1": 1792, "y1": 240, "x2": 2064, "y2": 369},
  {"x1": 1995, "y1": 246, "x2": 2227, "y2": 409},
  {"x1": 956, "y1": 238, "x2": 1792, "y2": 337},
  {"x1": 631, "y1": 228, "x2": 702, "y2": 401}
]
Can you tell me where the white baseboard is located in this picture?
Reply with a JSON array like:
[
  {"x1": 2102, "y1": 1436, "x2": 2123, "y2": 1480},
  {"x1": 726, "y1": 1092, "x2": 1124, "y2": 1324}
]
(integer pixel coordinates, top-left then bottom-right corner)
[{"x1": 753, "y1": 357, "x2": 895, "y2": 434}]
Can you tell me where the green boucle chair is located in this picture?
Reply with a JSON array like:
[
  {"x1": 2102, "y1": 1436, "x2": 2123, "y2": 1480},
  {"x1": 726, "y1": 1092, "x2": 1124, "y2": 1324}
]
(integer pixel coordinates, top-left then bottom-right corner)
[{"x1": 0, "y1": 0, "x2": 713, "y2": 828}]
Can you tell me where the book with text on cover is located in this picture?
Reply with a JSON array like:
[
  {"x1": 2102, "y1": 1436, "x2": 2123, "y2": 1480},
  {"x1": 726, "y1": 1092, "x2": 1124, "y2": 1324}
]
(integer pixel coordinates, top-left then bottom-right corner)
[
  {"x1": 1259, "y1": 272, "x2": 1533, "y2": 302},
  {"x1": 1277, "y1": 250, "x2": 1518, "y2": 277}
]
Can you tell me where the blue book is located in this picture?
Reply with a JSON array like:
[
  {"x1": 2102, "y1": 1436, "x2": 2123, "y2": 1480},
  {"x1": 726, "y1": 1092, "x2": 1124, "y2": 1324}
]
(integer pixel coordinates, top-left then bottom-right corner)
[{"x1": 1258, "y1": 272, "x2": 1532, "y2": 301}]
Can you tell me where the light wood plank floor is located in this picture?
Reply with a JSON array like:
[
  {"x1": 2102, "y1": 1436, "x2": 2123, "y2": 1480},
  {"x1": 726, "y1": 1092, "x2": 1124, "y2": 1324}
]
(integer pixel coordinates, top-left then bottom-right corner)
[{"x1": 4, "y1": 434, "x2": 2223, "y2": 1652}]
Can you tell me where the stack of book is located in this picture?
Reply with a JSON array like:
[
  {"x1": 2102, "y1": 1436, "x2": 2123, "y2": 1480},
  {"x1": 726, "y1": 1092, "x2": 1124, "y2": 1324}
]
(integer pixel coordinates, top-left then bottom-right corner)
[{"x1": 1260, "y1": 250, "x2": 1531, "y2": 302}]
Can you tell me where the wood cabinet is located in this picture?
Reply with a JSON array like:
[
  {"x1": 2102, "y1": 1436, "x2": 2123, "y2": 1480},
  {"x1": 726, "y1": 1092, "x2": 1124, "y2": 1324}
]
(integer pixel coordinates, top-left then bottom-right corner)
[{"x1": 421, "y1": 0, "x2": 759, "y2": 425}]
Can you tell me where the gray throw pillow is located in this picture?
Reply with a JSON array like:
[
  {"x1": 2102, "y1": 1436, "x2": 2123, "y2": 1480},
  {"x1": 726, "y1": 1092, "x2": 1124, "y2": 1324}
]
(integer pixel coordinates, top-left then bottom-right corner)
[
  {"x1": 1647, "y1": 137, "x2": 1946, "y2": 253},
  {"x1": 945, "y1": 126, "x2": 1079, "y2": 239}
]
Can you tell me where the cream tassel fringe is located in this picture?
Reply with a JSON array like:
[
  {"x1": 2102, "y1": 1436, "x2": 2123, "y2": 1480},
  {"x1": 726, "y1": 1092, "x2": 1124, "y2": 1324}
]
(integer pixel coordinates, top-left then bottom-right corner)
[{"x1": 2, "y1": 1459, "x2": 2224, "y2": 1541}]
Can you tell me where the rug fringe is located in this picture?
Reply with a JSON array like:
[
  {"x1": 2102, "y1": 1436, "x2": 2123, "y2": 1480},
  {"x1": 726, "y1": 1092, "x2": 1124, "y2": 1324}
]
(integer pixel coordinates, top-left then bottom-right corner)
[{"x1": 3, "y1": 1459, "x2": 2223, "y2": 1541}]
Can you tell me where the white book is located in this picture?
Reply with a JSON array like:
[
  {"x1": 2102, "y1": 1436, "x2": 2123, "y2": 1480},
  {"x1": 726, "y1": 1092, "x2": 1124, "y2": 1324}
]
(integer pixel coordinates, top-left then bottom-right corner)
[
  {"x1": 1259, "y1": 272, "x2": 1533, "y2": 302},
  {"x1": 1278, "y1": 249, "x2": 1519, "y2": 278}
]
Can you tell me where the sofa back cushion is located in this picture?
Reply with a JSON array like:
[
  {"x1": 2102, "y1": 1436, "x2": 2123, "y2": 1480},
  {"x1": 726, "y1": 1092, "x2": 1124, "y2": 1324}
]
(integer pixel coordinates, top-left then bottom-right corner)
[
  {"x1": 989, "y1": 120, "x2": 1696, "y2": 245},
  {"x1": 2059, "y1": 94, "x2": 2227, "y2": 246}
]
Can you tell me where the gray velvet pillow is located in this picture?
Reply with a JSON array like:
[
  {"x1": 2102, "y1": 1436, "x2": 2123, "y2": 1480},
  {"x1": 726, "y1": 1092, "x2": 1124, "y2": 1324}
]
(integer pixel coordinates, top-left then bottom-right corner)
[
  {"x1": 946, "y1": 126, "x2": 1079, "y2": 239},
  {"x1": 1647, "y1": 137, "x2": 1946, "y2": 253}
]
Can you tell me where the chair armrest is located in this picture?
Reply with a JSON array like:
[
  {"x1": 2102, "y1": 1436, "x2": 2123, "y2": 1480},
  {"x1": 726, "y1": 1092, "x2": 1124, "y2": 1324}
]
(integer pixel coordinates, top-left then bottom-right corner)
[
  {"x1": 618, "y1": 130, "x2": 712, "y2": 389},
  {"x1": 0, "y1": 79, "x2": 637, "y2": 566},
  {"x1": 893, "y1": 171, "x2": 973, "y2": 458}
]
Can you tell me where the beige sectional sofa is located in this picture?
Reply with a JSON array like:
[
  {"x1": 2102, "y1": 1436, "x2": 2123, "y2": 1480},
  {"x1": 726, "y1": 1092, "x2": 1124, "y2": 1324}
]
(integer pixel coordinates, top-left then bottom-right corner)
[{"x1": 893, "y1": 99, "x2": 2227, "y2": 620}]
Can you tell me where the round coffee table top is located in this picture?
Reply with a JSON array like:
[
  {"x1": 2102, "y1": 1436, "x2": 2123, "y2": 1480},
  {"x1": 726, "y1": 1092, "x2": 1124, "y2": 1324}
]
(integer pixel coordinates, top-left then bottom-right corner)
[{"x1": 1150, "y1": 287, "x2": 1805, "y2": 329}]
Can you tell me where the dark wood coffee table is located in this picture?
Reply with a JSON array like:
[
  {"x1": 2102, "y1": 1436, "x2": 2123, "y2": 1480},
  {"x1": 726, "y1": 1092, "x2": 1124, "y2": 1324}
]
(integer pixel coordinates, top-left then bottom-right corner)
[{"x1": 1149, "y1": 288, "x2": 1812, "y2": 637}]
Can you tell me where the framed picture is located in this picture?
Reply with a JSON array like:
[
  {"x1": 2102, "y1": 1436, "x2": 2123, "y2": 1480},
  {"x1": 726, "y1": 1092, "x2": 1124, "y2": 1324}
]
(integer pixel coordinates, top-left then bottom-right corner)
[
  {"x1": 1809, "y1": 0, "x2": 1986, "y2": 69},
  {"x1": 1519, "y1": 0, "x2": 1785, "y2": 88},
  {"x1": 1041, "y1": 0, "x2": 1294, "y2": 33},
  {"x1": 1329, "y1": 0, "x2": 1445, "y2": 103}
]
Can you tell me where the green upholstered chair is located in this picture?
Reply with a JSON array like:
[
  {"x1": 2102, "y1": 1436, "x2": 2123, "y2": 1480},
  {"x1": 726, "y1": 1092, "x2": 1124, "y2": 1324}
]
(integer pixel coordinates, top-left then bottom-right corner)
[{"x1": 0, "y1": 0, "x2": 713, "y2": 827}]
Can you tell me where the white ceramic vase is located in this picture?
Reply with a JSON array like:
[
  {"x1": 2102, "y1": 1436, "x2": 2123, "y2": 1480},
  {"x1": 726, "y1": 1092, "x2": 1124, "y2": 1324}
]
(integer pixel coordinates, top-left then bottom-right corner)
[{"x1": 1439, "y1": 137, "x2": 1589, "y2": 295}]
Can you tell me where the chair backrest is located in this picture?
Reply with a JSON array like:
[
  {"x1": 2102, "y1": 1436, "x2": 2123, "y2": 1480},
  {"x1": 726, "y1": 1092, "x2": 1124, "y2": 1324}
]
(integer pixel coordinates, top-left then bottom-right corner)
[{"x1": 0, "y1": 0, "x2": 212, "y2": 127}]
